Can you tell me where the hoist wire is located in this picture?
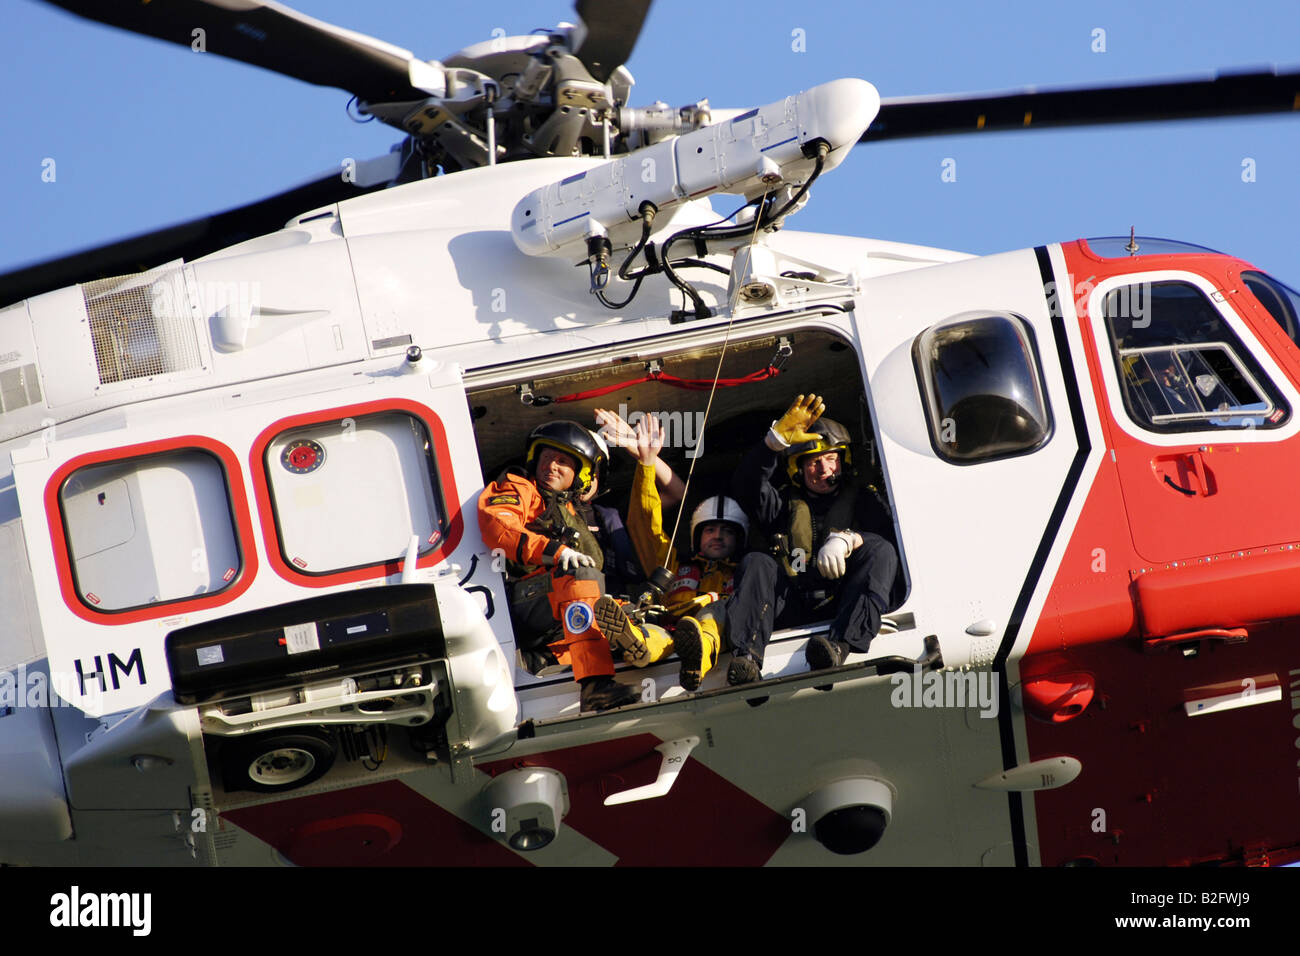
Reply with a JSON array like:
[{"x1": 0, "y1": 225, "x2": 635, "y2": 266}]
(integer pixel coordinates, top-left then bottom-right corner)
[{"x1": 660, "y1": 190, "x2": 771, "y2": 565}]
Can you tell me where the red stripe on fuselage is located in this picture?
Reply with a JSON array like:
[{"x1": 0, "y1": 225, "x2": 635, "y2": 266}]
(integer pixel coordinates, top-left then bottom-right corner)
[
  {"x1": 222, "y1": 779, "x2": 529, "y2": 866},
  {"x1": 1023, "y1": 240, "x2": 1300, "y2": 864},
  {"x1": 480, "y1": 734, "x2": 789, "y2": 866},
  {"x1": 219, "y1": 734, "x2": 789, "y2": 866}
]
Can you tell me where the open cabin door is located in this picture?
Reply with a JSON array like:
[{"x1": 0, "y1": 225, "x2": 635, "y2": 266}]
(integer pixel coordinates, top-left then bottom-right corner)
[{"x1": 10, "y1": 360, "x2": 509, "y2": 717}]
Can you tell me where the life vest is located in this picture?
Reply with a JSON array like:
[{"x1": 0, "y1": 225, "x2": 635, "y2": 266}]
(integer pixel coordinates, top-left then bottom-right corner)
[
  {"x1": 668, "y1": 557, "x2": 737, "y2": 602},
  {"x1": 500, "y1": 468, "x2": 604, "y2": 578},
  {"x1": 778, "y1": 479, "x2": 860, "y2": 579}
]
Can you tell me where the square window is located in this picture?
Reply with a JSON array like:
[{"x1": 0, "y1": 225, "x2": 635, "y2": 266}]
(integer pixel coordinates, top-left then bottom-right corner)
[
  {"x1": 263, "y1": 412, "x2": 448, "y2": 575},
  {"x1": 60, "y1": 449, "x2": 241, "y2": 611}
]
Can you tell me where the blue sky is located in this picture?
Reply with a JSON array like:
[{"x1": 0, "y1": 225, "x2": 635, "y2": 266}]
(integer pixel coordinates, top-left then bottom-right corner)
[{"x1": 2, "y1": 0, "x2": 1298, "y2": 283}]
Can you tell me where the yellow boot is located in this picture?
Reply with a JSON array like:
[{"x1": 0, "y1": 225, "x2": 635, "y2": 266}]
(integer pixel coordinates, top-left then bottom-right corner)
[
  {"x1": 673, "y1": 616, "x2": 721, "y2": 690},
  {"x1": 594, "y1": 596, "x2": 674, "y2": 668},
  {"x1": 640, "y1": 623, "x2": 675, "y2": 666}
]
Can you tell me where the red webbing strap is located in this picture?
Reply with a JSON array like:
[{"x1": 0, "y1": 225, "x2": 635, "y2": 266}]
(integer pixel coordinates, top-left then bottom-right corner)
[{"x1": 552, "y1": 364, "x2": 780, "y2": 403}]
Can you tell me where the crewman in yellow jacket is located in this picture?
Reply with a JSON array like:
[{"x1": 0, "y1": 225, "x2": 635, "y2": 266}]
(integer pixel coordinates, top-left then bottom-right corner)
[{"x1": 594, "y1": 415, "x2": 749, "y2": 690}]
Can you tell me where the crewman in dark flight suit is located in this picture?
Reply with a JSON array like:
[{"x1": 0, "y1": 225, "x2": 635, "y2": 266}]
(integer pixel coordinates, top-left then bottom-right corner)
[{"x1": 725, "y1": 395, "x2": 902, "y2": 684}]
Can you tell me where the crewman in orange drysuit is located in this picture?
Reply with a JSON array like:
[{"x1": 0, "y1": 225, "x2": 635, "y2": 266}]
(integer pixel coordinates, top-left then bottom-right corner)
[{"x1": 478, "y1": 421, "x2": 639, "y2": 713}]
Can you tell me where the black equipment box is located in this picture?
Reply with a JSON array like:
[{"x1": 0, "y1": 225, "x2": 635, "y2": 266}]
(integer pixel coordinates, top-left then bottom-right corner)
[{"x1": 166, "y1": 584, "x2": 446, "y2": 705}]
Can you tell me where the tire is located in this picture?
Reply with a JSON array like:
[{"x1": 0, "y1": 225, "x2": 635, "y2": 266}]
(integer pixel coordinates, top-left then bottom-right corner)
[{"x1": 221, "y1": 728, "x2": 337, "y2": 794}]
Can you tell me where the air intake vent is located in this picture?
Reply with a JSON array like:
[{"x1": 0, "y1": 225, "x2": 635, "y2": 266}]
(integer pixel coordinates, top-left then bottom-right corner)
[
  {"x1": 82, "y1": 266, "x2": 201, "y2": 385},
  {"x1": 0, "y1": 363, "x2": 41, "y2": 412}
]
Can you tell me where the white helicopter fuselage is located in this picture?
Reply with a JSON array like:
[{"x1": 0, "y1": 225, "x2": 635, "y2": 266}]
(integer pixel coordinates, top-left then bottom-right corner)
[
  {"x1": 3, "y1": 142, "x2": 1297, "y2": 866},
  {"x1": 0, "y1": 148, "x2": 1073, "y2": 866}
]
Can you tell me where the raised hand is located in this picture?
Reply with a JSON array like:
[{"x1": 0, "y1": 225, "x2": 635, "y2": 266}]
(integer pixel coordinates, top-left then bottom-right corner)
[
  {"x1": 633, "y1": 413, "x2": 665, "y2": 466},
  {"x1": 594, "y1": 407, "x2": 638, "y2": 456},
  {"x1": 773, "y1": 393, "x2": 826, "y2": 445}
]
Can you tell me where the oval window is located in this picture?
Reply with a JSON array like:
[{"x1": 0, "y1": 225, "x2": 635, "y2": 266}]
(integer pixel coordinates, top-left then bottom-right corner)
[{"x1": 913, "y1": 313, "x2": 1052, "y2": 463}]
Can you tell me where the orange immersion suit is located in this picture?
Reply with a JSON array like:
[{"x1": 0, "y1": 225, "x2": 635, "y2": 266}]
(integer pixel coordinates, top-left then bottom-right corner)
[{"x1": 477, "y1": 469, "x2": 616, "y2": 680}]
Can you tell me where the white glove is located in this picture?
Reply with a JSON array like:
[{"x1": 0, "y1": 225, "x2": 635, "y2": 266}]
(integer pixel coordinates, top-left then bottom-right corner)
[
  {"x1": 557, "y1": 546, "x2": 596, "y2": 571},
  {"x1": 816, "y1": 532, "x2": 857, "y2": 579}
]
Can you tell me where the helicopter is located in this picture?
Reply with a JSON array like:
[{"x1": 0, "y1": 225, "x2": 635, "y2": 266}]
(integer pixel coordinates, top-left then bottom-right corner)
[{"x1": 1, "y1": 0, "x2": 1299, "y2": 869}]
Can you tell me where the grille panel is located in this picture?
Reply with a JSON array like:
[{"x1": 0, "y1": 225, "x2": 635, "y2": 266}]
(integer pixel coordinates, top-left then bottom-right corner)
[{"x1": 82, "y1": 268, "x2": 201, "y2": 385}]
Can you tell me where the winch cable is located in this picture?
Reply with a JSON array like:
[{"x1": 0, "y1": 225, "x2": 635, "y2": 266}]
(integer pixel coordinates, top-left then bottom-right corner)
[{"x1": 660, "y1": 189, "x2": 771, "y2": 566}]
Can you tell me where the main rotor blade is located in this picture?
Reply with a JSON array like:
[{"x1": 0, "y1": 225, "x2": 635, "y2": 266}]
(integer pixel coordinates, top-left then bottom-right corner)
[
  {"x1": 42, "y1": 0, "x2": 431, "y2": 102},
  {"x1": 863, "y1": 68, "x2": 1300, "y2": 142},
  {"x1": 573, "y1": 0, "x2": 652, "y2": 82},
  {"x1": 0, "y1": 173, "x2": 385, "y2": 307}
]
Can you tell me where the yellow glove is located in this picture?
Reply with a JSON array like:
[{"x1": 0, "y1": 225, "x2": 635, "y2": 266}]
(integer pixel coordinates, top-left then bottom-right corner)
[{"x1": 771, "y1": 394, "x2": 825, "y2": 446}]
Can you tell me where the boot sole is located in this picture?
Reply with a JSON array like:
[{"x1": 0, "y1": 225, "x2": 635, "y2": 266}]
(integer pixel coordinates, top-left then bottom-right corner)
[
  {"x1": 594, "y1": 596, "x2": 651, "y2": 666},
  {"x1": 674, "y1": 619, "x2": 705, "y2": 691},
  {"x1": 727, "y1": 658, "x2": 762, "y2": 686},
  {"x1": 805, "y1": 636, "x2": 844, "y2": 671}
]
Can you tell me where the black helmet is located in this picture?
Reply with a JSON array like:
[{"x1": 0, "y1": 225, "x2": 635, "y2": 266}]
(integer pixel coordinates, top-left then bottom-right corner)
[
  {"x1": 525, "y1": 421, "x2": 609, "y2": 494},
  {"x1": 785, "y1": 417, "x2": 852, "y2": 482}
]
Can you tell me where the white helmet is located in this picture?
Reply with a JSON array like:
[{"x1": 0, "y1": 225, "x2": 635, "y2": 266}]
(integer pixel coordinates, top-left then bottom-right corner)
[{"x1": 690, "y1": 496, "x2": 749, "y2": 552}]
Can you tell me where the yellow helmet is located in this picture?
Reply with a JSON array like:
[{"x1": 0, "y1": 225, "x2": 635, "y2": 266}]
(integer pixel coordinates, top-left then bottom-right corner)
[{"x1": 785, "y1": 417, "x2": 852, "y2": 482}]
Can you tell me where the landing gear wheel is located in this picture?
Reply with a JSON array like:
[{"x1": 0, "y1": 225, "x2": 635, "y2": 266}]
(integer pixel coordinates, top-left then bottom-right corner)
[{"x1": 221, "y1": 728, "x2": 337, "y2": 794}]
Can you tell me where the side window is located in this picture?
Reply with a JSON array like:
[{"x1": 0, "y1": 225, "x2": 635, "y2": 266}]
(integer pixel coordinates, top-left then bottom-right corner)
[
  {"x1": 913, "y1": 312, "x2": 1052, "y2": 463},
  {"x1": 59, "y1": 449, "x2": 241, "y2": 611},
  {"x1": 1102, "y1": 280, "x2": 1288, "y2": 432},
  {"x1": 1242, "y1": 271, "x2": 1300, "y2": 346},
  {"x1": 262, "y1": 411, "x2": 448, "y2": 575}
]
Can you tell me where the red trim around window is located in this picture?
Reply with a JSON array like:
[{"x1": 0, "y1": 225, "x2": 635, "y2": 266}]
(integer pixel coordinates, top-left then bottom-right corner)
[
  {"x1": 44, "y1": 436, "x2": 258, "y2": 625},
  {"x1": 248, "y1": 399, "x2": 463, "y2": 587}
]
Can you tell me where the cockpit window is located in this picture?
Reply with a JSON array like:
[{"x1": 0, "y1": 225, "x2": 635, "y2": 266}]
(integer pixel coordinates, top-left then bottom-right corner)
[
  {"x1": 1242, "y1": 271, "x2": 1300, "y2": 345},
  {"x1": 1084, "y1": 237, "x2": 1222, "y2": 258},
  {"x1": 1102, "y1": 280, "x2": 1288, "y2": 432},
  {"x1": 913, "y1": 313, "x2": 1052, "y2": 464}
]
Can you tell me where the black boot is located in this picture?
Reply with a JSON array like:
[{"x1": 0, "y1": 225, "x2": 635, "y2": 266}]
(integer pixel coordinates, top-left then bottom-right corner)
[
  {"x1": 727, "y1": 655, "x2": 762, "y2": 686},
  {"x1": 805, "y1": 634, "x2": 850, "y2": 670},
  {"x1": 579, "y1": 676, "x2": 639, "y2": 713}
]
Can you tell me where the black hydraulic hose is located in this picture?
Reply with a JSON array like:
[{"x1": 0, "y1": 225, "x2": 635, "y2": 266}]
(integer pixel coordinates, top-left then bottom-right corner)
[
  {"x1": 595, "y1": 142, "x2": 826, "y2": 316},
  {"x1": 670, "y1": 257, "x2": 731, "y2": 275},
  {"x1": 657, "y1": 198, "x2": 775, "y2": 319},
  {"x1": 761, "y1": 141, "x2": 829, "y2": 226},
  {"x1": 660, "y1": 246, "x2": 712, "y2": 319},
  {"x1": 595, "y1": 202, "x2": 656, "y2": 309},
  {"x1": 619, "y1": 202, "x2": 658, "y2": 280}
]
